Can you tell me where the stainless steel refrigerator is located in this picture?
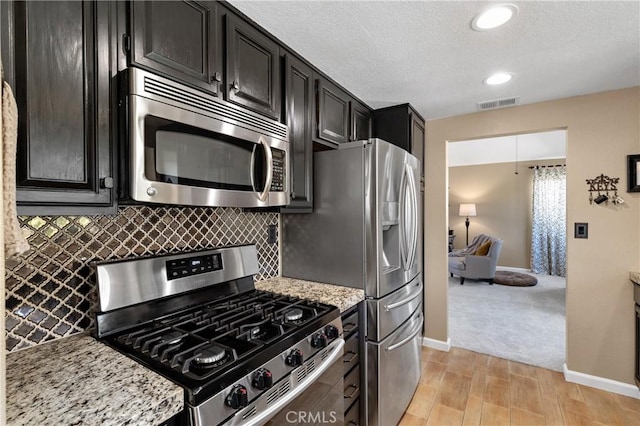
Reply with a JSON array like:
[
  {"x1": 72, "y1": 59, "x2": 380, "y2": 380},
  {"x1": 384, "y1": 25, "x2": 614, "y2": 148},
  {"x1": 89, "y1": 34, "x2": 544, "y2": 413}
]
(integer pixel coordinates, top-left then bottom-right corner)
[{"x1": 283, "y1": 138, "x2": 423, "y2": 426}]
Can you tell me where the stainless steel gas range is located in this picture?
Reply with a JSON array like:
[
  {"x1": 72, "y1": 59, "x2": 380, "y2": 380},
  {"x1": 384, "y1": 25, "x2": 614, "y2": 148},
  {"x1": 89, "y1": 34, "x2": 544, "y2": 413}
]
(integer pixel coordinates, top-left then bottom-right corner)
[{"x1": 93, "y1": 244, "x2": 344, "y2": 425}]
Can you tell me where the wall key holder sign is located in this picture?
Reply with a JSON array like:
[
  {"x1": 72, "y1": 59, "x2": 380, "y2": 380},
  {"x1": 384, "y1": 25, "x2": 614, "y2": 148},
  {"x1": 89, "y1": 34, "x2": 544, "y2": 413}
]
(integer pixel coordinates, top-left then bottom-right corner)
[{"x1": 586, "y1": 174, "x2": 623, "y2": 205}]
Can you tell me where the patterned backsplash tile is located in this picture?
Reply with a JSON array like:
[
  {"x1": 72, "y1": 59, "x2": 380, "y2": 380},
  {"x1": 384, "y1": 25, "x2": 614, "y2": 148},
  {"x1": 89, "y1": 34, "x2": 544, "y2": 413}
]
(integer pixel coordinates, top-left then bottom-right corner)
[{"x1": 5, "y1": 205, "x2": 279, "y2": 352}]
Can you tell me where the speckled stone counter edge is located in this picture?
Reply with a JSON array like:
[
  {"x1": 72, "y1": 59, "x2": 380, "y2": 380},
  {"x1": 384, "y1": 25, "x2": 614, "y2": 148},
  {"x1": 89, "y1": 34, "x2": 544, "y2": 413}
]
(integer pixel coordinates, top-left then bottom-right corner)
[
  {"x1": 256, "y1": 277, "x2": 365, "y2": 312},
  {"x1": 5, "y1": 333, "x2": 183, "y2": 426}
]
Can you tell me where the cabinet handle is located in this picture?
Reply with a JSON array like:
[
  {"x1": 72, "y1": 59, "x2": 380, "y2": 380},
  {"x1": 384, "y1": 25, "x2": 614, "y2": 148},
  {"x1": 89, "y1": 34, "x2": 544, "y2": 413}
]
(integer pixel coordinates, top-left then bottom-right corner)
[
  {"x1": 343, "y1": 323, "x2": 356, "y2": 334},
  {"x1": 344, "y1": 384, "x2": 359, "y2": 399},
  {"x1": 100, "y1": 177, "x2": 114, "y2": 189},
  {"x1": 212, "y1": 72, "x2": 221, "y2": 83},
  {"x1": 343, "y1": 350, "x2": 357, "y2": 363},
  {"x1": 232, "y1": 80, "x2": 239, "y2": 90}
]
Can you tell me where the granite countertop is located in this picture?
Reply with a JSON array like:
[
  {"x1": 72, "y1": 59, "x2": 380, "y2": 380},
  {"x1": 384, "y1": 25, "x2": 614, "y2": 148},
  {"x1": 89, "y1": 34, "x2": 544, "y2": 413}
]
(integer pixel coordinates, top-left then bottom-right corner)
[
  {"x1": 630, "y1": 271, "x2": 640, "y2": 285},
  {"x1": 256, "y1": 277, "x2": 365, "y2": 312},
  {"x1": 6, "y1": 333, "x2": 183, "y2": 426},
  {"x1": 5, "y1": 278, "x2": 361, "y2": 425}
]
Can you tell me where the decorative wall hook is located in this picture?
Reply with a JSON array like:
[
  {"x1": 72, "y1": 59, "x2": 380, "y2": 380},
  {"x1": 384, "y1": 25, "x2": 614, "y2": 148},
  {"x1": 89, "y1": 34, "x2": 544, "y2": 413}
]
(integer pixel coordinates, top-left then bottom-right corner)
[{"x1": 586, "y1": 174, "x2": 623, "y2": 205}]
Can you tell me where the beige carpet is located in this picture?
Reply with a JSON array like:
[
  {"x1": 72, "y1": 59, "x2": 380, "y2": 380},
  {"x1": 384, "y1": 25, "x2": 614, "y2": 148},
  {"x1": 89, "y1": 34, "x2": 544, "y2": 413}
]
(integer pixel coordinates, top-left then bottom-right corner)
[{"x1": 448, "y1": 269, "x2": 566, "y2": 371}]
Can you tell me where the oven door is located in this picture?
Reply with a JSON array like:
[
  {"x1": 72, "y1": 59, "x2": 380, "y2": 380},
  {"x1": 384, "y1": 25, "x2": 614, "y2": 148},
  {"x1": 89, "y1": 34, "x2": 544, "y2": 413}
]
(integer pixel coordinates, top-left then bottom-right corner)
[{"x1": 127, "y1": 69, "x2": 289, "y2": 208}]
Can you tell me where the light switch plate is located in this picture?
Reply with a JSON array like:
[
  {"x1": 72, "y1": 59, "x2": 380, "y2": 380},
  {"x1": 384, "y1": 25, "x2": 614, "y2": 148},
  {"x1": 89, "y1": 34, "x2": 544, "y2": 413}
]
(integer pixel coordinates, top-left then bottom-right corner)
[{"x1": 574, "y1": 222, "x2": 588, "y2": 239}]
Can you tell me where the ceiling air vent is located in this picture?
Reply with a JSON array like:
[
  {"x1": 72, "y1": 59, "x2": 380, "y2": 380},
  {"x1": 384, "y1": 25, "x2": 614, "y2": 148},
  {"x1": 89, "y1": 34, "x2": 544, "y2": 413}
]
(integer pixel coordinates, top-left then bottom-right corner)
[{"x1": 476, "y1": 96, "x2": 520, "y2": 111}]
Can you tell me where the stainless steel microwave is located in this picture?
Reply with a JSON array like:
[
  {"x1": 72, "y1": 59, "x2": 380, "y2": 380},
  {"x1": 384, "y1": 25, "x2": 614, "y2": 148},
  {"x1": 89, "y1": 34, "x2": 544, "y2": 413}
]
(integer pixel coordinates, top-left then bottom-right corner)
[{"x1": 124, "y1": 67, "x2": 290, "y2": 208}]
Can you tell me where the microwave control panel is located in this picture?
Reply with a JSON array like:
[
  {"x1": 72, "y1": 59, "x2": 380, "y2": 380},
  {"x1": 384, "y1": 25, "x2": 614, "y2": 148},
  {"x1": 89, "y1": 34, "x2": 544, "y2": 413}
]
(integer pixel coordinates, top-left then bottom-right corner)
[
  {"x1": 270, "y1": 149, "x2": 285, "y2": 192},
  {"x1": 166, "y1": 253, "x2": 223, "y2": 280}
]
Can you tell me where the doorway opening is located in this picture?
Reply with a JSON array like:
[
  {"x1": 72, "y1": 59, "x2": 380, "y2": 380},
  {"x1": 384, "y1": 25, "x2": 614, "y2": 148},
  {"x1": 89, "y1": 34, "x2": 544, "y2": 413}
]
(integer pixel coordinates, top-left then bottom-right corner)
[{"x1": 446, "y1": 129, "x2": 567, "y2": 371}]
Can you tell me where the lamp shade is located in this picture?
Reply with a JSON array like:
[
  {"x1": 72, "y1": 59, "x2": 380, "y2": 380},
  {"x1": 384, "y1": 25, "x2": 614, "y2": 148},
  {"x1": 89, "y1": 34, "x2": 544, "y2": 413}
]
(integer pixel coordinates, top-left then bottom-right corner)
[{"x1": 459, "y1": 203, "x2": 477, "y2": 217}]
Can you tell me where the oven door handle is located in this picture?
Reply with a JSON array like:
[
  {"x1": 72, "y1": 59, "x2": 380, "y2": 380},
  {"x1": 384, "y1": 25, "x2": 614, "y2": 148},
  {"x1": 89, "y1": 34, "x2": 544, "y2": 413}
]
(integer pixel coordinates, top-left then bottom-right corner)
[
  {"x1": 257, "y1": 136, "x2": 273, "y2": 202},
  {"x1": 243, "y1": 338, "x2": 345, "y2": 426},
  {"x1": 385, "y1": 312, "x2": 423, "y2": 352}
]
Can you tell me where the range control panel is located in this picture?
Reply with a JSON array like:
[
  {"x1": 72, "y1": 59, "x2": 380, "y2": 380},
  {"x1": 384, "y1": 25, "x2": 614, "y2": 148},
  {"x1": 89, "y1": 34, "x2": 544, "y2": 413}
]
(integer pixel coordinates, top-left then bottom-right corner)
[{"x1": 166, "y1": 253, "x2": 223, "y2": 280}]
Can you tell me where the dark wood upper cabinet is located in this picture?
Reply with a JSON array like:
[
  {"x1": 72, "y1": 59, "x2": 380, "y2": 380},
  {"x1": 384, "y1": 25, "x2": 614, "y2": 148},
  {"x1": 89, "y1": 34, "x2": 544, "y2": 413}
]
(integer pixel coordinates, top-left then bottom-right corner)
[
  {"x1": 373, "y1": 103, "x2": 426, "y2": 178},
  {"x1": 282, "y1": 54, "x2": 314, "y2": 212},
  {"x1": 411, "y1": 112, "x2": 425, "y2": 179},
  {"x1": 130, "y1": 0, "x2": 220, "y2": 95},
  {"x1": 225, "y1": 13, "x2": 280, "y2": 120},
  {"x1": 315, "y1": 76, "x2": 350, "y2": 146},
  {"x1": 350, "y1": 101, "x2": 372, "y2": 141},
  {"x1": 1, "y1": 0, "x2": 116, "y2": 214}
]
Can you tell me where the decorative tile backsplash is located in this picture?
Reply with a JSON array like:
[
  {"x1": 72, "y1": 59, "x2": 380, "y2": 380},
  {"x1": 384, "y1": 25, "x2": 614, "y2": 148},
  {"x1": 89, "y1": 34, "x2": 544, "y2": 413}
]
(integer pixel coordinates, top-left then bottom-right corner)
[{"x1": 5, "y1": 205, "x2": 279, "y2": 352}]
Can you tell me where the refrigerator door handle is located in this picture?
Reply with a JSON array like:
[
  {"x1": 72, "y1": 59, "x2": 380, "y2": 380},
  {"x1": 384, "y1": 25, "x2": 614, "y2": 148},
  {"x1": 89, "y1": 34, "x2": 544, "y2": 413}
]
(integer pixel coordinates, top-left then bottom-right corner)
[
  {"x1": 402, "y1": 163, "x2": 417, "y2": 270},
  {"x1": 400, "y1": 164, "x2": 410, "y2": 270},
  {"x1": 383, "y1": 283, "x2": 423, "y2": 311},
  {"x1": 385, "y1": 311, "x2": 424, "y2": 352},
  {"x1": 407, "y1": 167, "x2": 419, "y2": 269}
]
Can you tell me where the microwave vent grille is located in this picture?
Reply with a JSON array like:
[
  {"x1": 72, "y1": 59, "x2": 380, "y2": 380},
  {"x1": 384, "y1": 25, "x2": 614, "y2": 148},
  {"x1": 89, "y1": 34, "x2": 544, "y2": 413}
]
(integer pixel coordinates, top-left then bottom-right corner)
[{"x1": 143, "y1": 76, "x2": 288, "y2": 140}]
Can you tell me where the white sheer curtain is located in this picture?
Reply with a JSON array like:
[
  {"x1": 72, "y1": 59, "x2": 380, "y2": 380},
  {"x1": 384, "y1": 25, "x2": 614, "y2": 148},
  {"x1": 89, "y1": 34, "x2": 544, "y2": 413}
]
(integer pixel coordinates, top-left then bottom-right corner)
[{"x1": 531, "y1": 166, "x2": 566, "y2": 276}]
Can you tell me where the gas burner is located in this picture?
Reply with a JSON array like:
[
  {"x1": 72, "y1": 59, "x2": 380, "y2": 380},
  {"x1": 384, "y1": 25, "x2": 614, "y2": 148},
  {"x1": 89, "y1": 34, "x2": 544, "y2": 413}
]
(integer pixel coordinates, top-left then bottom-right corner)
[
  {"x1": 193, "y1": 344, "x2": 227, "y2": 365},
  {"x1": 237, "y1": 317, "x2": 286, "y2": 343},
  {"x1": 284, "y1": 308, "x2": 303, "y2": 322},
  {"x1": 160, "y1": 330, "x2": 184, "y2": 345}
]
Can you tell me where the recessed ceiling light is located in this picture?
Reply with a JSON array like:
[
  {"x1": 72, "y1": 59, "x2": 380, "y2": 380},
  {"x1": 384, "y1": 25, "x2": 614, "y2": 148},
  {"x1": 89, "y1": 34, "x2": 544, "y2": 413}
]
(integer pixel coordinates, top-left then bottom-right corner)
[
  {"x1": 483, "y1": 72, "x2": 513, "y2": 85},
  {"x1": 471, "y1": 4, "x2": 518, "y2": 31}
]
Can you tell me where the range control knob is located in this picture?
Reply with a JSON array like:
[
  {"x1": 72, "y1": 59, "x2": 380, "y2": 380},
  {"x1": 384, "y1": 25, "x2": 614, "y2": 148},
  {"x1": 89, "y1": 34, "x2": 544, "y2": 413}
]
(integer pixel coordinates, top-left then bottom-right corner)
[
  {"x1": 324, "y1": 324, "x2": 339, "y2": 340},
  {"x1": 311, "y1": 331, "x2": 328, "y2": 348},
  {"x1": 252, "y1": 368, "x2": 273, "y2": 390},
  {"x1": 225, "y1": 384, "x2": 248, "y2": 409},
  {"x1": 286, "y1": 349, "x2": 304, "y2": 367}
]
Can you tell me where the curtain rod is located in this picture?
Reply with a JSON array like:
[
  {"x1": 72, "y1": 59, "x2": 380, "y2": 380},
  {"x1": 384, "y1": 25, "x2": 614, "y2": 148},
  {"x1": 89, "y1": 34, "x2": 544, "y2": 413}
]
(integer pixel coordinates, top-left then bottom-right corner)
[{"x1": 528, "y1": 164, "x2": 566, "y2": 169}]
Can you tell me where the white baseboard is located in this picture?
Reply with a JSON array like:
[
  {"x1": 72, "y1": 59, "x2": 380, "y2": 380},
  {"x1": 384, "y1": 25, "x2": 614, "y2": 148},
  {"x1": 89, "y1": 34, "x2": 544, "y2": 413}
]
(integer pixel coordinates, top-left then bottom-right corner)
[
  {"x1": 422, "y1": 337, "x2": 451, "y2": 352},
  {"x1": 563, "y1": 363, "x2": 640, "y2": 399},
  {"x1": 496, "y1": 266, "x2": 532, "y2": 273}
]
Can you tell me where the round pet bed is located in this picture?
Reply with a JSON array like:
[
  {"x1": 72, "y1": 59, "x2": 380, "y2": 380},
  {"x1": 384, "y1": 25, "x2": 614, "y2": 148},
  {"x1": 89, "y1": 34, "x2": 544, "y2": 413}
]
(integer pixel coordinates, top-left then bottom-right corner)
[{"x1": 492, "y1": 271, "x2": 538, "y2": 287}]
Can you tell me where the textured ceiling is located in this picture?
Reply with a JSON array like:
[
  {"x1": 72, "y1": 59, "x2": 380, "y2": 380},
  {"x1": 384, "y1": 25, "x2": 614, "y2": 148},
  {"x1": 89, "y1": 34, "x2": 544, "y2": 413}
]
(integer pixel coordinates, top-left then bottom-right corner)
[{"x1": 228, "y1": 1, "x2": 640, "y2": 119}]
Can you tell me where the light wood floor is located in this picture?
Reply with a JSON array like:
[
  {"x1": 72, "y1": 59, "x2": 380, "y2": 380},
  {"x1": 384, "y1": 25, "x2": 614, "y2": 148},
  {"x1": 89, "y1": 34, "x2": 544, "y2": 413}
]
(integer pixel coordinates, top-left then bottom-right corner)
[{"x1": 400, "y1": 346, "x2": 640, "y2": 425}]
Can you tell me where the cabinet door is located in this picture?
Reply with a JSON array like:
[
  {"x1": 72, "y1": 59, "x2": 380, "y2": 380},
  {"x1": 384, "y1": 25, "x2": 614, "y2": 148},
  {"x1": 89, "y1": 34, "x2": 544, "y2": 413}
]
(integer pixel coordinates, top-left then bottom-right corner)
[
  {"x1": 372, "y1": 105, "x2": 410, "y2": 151},
  {"x1": 350, "y1": 101, "x2": 372, "y2": 141},
  {"x1": 130, "y1": 0, "x2": 220, "y2": 95},
  {"x1": 410, "y1": 112, "x2": 425, "y2": 180},
  {"x1": 2, "y1": 0, "x2": 116, "y2": 214},
  {"x1": 316, "y1": 77, "x2": 350, "y2": 145},
  {"x1": 282, "y1": 54, "x2": 313, "y2": 212},
  {"x1": 225, "y1": 13, "x2": 280, "y2": 119}
]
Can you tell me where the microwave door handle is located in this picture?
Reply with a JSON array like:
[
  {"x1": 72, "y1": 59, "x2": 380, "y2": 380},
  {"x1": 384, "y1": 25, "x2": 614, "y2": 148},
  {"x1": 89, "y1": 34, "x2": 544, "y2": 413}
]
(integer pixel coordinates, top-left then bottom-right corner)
[
  {"x1": 250, "y1": 144, "x2": 257, "y2": 193},
  {"x1": 257, "y1": 136, "x2": 273, "y2": 202}
]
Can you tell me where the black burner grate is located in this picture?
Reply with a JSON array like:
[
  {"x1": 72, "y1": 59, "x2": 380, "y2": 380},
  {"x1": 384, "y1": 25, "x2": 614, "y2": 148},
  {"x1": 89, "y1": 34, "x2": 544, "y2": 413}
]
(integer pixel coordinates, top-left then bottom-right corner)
[{"x1": 109, "y1": 290, "x2": 333, "y2": 382}]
